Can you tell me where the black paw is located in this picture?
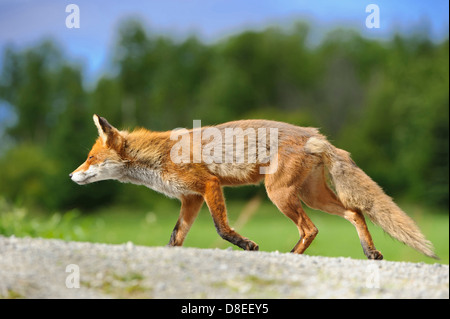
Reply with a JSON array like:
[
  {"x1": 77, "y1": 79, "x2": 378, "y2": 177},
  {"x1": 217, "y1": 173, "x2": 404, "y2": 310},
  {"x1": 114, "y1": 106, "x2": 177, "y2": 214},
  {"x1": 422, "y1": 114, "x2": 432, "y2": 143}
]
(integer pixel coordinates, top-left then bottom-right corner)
[
  {"x1": 245, "y1": 240, "x2": 259, "y2": 251},
  {"x1": 367, "y1": 249, "x2": 383, "y2": 260}
]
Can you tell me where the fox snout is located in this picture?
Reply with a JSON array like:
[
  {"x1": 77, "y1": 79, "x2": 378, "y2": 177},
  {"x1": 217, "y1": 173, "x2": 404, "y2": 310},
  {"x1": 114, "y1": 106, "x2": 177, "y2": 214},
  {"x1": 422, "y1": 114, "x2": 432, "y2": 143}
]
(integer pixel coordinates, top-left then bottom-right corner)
[
  {"x1": 70, "y1": 158, "x2": 124, "y2": 185},
  {"x1": 69, "y1": 172, "x2": 84, "y2": 185},
  {"x1": 70, "y1": 168, "x2": 95, "y2": 185}
]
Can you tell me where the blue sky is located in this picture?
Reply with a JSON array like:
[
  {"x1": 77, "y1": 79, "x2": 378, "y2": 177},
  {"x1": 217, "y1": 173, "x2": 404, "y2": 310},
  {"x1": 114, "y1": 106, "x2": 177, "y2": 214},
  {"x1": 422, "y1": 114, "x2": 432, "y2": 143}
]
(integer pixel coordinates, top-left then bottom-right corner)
[{"x1": 0, "y1": 0, "x2": 448, "y2": 81}]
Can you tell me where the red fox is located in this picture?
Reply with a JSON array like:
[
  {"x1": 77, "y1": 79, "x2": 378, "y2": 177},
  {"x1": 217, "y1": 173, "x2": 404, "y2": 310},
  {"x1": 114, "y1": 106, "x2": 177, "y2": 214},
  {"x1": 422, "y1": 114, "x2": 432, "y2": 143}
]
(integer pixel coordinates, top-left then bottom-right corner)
[{"x1": 70, "y1": 115, "x2": 437, "y2": 260}]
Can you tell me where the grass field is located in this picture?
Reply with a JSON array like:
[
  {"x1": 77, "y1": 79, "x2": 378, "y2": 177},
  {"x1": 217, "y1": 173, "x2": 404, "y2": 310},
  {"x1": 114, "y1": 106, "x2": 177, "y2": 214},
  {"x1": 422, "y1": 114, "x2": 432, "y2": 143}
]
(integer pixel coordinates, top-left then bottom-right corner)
[{"x1": 1, "y1": 197, "x2": 448, "y2": 264}]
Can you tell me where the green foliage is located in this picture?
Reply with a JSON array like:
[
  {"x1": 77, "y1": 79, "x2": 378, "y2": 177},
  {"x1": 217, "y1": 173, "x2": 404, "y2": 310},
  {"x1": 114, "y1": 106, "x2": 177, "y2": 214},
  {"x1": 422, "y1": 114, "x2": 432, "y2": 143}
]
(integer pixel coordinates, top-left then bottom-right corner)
[
  {"x1": 0, "y1": 198, "x2": 89, "y2": 240},
  {"x1": 0, "y1": 19, "x2": 448, "y2": 212},
  {"x1": 1, "y1": 41, "x2": 64, "y2": 143},
  {"x1": 0, "y1": 199, "x2": 447, "y2": 264},
  {"x1": 339, "y1": 37, "x2": 449, "y2": 206},
  {"x1": 0, "y1": 144, "x2": 58, "y2": 208}
]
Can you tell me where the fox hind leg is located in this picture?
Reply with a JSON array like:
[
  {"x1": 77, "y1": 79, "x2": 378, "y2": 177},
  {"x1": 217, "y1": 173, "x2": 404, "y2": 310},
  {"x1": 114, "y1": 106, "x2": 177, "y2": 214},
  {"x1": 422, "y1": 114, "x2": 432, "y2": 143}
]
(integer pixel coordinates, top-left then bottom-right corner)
[
  {"x1": 299, "y1": 165, "x2": 383, "y2": 260},
  {"x1": 265, "y1": 182, "x2": 318, "y2": 254}
]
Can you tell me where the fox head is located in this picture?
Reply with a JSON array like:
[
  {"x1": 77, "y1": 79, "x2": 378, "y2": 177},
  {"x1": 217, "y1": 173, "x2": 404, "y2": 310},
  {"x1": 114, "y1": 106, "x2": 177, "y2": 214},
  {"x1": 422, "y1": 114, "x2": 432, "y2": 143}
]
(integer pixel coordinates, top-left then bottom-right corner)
[{"x1": 70, "y1": 114, "x2": 127, "y2": 185}]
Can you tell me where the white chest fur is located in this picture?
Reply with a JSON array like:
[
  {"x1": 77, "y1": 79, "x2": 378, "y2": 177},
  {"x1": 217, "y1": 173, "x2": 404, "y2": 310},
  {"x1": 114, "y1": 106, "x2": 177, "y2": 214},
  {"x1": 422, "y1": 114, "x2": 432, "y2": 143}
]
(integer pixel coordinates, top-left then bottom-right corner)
[{"x1": 120, "y1": 166, "x2": 194, "y2": 198}]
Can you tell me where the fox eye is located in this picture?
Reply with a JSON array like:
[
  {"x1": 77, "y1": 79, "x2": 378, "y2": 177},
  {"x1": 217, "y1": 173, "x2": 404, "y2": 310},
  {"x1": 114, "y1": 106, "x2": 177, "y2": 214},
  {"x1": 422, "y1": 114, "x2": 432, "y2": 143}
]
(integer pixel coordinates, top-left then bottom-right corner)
[{"x1": 88, "y1": 155, "x2": 94, "y2": 160}]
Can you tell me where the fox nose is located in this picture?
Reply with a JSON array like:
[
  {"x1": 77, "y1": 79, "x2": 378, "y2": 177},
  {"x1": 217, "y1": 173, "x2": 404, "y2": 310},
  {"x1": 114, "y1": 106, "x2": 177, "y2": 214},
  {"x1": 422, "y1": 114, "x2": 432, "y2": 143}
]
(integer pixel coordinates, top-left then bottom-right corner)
[{"x1": 69, "y1": 173, "x2": 73, "y2": 178}]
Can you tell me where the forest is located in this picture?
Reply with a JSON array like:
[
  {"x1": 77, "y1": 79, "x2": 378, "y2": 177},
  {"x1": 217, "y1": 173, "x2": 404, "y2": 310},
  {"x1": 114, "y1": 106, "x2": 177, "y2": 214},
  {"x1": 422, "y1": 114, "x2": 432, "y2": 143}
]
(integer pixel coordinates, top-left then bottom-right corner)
[{"x1": 0, "y1": 19, "x2": 448, "y2": 213}]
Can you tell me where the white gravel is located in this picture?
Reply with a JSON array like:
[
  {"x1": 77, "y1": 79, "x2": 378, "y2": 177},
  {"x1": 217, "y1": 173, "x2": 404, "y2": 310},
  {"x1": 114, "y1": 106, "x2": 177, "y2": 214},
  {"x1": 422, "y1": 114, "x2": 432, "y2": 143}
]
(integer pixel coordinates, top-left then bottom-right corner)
[{"x1": 0, "y1": 235, "x2": 448, "y2": 299}]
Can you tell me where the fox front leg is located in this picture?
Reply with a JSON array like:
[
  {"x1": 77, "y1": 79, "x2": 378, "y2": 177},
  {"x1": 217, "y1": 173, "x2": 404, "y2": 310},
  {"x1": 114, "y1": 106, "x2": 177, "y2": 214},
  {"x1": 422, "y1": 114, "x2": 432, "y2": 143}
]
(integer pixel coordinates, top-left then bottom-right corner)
[
  {"x1": 203, "y1": 178, "x2": 259, "y2": 251},
  {"x1": 168, "y1": 195, "x2": 204, "y2": 247}
]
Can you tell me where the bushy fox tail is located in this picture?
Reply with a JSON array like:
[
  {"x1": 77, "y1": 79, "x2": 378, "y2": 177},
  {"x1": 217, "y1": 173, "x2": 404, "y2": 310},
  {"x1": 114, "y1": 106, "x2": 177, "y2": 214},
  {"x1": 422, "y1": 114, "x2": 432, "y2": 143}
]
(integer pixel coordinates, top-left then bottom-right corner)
[{"x1": 304, "y1": 137, "x2": 438, "y2": 259}]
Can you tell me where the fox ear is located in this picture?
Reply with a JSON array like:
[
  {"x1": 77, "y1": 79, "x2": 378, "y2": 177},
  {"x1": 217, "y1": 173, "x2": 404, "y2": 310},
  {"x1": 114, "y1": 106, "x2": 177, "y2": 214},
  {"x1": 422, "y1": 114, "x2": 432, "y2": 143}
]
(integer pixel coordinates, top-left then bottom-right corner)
[{"x1": 93, "y1": 114, "x2": 122, "y2": 148}]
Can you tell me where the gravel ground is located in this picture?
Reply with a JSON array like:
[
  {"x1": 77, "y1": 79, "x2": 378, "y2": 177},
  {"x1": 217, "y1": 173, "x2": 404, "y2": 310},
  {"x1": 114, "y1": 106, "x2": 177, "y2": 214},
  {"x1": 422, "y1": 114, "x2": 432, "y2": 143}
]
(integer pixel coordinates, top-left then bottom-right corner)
[{"x1": 0, "y1": 235, "x2": 448, "y2": 299}]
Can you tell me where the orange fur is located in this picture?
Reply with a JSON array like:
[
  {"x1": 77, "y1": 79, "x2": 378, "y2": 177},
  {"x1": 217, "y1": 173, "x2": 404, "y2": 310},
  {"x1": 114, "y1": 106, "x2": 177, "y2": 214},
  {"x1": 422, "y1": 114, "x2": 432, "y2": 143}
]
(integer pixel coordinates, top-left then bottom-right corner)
[{"x1": 70, "y1": 115, "x2": 437, "y2": 260}]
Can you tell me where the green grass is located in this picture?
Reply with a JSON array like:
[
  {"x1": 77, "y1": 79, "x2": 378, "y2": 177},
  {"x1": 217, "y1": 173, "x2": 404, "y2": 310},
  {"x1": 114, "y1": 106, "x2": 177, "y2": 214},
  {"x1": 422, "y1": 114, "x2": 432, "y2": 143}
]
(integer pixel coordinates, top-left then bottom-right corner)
[{"x1": 0, "y1": 198, "x2": 448, "y2": 264}]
